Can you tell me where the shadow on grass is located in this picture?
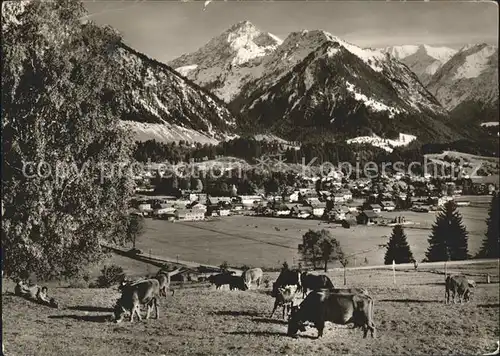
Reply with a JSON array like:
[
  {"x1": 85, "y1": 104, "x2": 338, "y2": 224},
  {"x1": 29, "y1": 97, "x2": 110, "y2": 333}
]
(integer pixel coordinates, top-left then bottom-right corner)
[
  {"x1": 48, "y1": 314, "x2": 110, "y2": 323},
  {"x1": 225, "y1": 330, "x2": 290, "y2": 337},
  {"x1": 477, "y1": 303, "x2": 500, "y2": 309},
  {"x1": 252, "y1": 317, "x2": 288, "y2": 325},
  {"x1": 379, "y1": 299, "x2": 441, "y2": 304},
  {"x1": 67, "y1": 306, "x2": 114, "y2": 312},
  {"x1": 213, "y1": 310, "x2": 260, "y2": 317}
]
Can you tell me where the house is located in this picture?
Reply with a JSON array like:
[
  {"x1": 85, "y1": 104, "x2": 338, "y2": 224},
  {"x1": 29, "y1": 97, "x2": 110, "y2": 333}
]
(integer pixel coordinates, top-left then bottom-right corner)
[
  {"x1": 291, "y1": 206, "x2": 312, "y2": 219},
  {"x1": 176, "y1": 209, "x2": 205, "y2": 221},
  {"x1": 208, "y1": 196, "x2": 232, "y2": 206},
  {"x1": 287, "y1": 191, "x2": 300, "y2": 202},
  {"x1": 311, "y1": 202, "x2": 327, "y2": 218},
  {"x1": 306, "y1": 197, "x2": 322, "y2": 206},
  {"x1": 368, "y1": 204, "x2": 382, "y2": 213},
  {"x1": 437, "y1": 196, "x2": 454, "y2": 206},
  {"x1": 332, "y1": 193, "x2": 346, "y2": 204},
  {"x1": 328, "y1": 206, "x2": 349, "y2": 221},
  {"x1": 273, "y1": 203, "x2": 291, "y2": 217},
  {"x1": 238, "y1": 195, "x2": 263, "y2": 208},
  {"x1": 357, "y1": 210, "x2": 384, "y2": 225},
  {"x1": 137, "y1": 202, "x2": 153, "y2": 216},
  {"x1": 189, "y1": 202, "x2": 207, "y2": 213},
  {"x1": 340, "y1": 189, "x2": 353, "y2": 201},
  {"x1": 380, "y1": 201, "x2": 396, "y2": 211}
]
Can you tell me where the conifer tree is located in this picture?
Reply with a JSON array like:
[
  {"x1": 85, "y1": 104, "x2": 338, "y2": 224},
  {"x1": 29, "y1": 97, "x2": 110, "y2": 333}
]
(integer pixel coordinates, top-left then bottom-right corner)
[
  {"x1": 478, "y1": 192, "x2": 499, "y2": 258},
  {"x1": 384, "y1": 225, "x2": 414, "y2": 264},
  {"x1": 426, "y1": 201, "x2": 469, "y2": 262}
]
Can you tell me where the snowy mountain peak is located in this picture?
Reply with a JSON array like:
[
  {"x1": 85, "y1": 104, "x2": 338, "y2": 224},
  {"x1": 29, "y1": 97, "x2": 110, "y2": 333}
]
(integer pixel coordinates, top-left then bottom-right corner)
[
  {"x1": 427, "y1": 43, "x2": 498, "y2": 110},
  {"x1": 382, "y1": 44, "x2": 456, "y2": 63}
]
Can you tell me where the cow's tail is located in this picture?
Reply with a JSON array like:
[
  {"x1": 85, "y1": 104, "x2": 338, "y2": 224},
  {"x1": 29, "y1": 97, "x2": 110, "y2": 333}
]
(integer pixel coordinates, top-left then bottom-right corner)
[{"x1": 297, "y1": 271, "x2": 303, "y2": 292}]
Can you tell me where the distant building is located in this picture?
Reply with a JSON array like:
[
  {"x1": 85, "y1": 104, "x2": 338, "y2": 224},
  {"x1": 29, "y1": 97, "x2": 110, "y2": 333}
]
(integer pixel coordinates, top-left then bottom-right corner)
[
  {"x1": 380, "y1": 201, "x2": 396, "y2": 211},
  {"x1": 357, "y1": 210, "x2": 384, "y2": 225},
  {"x1": 176, "y1": 209, "x2": 205, "y2": 221},
  {"x1": 368, "y1": 204, "x2": 382, "y2": 213}
]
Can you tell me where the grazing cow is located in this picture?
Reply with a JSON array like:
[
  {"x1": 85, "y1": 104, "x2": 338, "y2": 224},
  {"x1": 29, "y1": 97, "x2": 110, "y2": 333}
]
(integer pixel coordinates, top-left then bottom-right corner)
[
  {"x1": 273, "y1": 267, "x2": 302, "y2": 295},
  {"x1": 287, "y1": 290, "x2": 376, "y2": 339},
  {"x1": 445, "y1": 275, "x2": 474, "y2": 304},
  {"x1": 155, "y1": 267, "x2": 183, "y2": 297},
  {"x1": 229, "y1": 276, "x2": 247, "y2": 291},
  {"x1": 208, "y1": 272, "x2": 234, "y2": 290},
  {"x1": 270, "y1": 284, "x2": 298, "y2": 319},
  {"x1": 301, "y1": 272, "x2": 335, "y2": 297},
  {"x1": 114, "y1": 279, "x2": 160, "y2": 323},
  {"x1": 242, "y1": 268, "x2": 263, "y2": 290}
]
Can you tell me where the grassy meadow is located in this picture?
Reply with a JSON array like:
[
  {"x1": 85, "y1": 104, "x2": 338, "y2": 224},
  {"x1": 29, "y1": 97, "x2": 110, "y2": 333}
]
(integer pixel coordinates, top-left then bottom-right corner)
[{"x1": 3, "y1": 262, "x2": 499, "y2": 356}]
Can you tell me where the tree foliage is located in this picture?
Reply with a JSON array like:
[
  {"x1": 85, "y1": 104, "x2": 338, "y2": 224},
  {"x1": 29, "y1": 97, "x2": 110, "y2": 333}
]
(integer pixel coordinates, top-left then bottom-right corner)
[
  {"x1": 478, "y1": 192, "x2": 499, "y2": 258},
  {"x1": 298, "y1": 229, "x2": 345, "y2": 271},
  {"x1": 2, "y1": 1, "x2": 134, "y2": 280},
  {"x1": 384, "y1": 225, "x2": 414, "y2": 264},
  {"x1": 126, "y1": 214, "x2": 145, "y2": 250},
  {"x1": 426, "y1": 201, "x2": 469, "y2": 262}
]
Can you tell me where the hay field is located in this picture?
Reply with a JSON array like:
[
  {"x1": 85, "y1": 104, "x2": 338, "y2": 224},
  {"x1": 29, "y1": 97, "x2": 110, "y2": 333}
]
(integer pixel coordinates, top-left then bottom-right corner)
[{"x1": 3, "y1": 262, "x2": 499, "y2": 356}]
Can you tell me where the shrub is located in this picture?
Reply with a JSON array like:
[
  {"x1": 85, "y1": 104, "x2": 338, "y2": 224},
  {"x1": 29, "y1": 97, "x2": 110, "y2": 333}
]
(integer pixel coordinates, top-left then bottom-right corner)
[{"x1": 96, "y1": 265, "x2": 125, "y2": 288}]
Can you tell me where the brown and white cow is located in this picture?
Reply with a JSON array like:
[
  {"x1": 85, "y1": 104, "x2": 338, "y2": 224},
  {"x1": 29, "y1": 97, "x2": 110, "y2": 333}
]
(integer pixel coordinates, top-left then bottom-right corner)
[
  {"x1": 242, "y1": 268, "x2": 263, "y2": 290},
  {"x1": 270, "y1": 284, "x2": 299, "y2": 319},
  {"x1": 288, "y1": 289, "x2": 376, "y2": 339},
  {"x1": 114, "y1": 279, "x2": 160, "y2": 323},
  {"x1": 445, "y1": 275, "x2": 475, "y2": 304},
  {"x1": 155, "y1": 267, "x2": 183, "y2": 297}
]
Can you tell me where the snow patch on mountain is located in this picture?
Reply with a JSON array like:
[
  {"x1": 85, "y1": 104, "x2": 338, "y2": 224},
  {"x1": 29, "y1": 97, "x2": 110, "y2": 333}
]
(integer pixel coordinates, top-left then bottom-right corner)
[
  {"x1": 121, "y1": 121, "x2": 221, "y2": 145},
  {"x1": 347, "y1": 133, "x2": 416, "y2": 153},
  {"x1": 175, "y1": 64, "x2": 198, "y2": 76},
  {"x1": 480, "y1": 122, "x2": 499, "y2": 127},
  {"x1": 345, "y1": 82, "x2": 402, "y2": 117},
  {"x1": 453, "y1": 45, "x2": 497, "y2": 79}
]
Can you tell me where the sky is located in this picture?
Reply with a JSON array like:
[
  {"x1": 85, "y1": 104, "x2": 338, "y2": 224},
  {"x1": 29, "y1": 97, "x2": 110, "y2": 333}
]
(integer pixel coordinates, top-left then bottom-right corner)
[{"x1": 84, "y1": 1, "x2": 498, "y2": 63}]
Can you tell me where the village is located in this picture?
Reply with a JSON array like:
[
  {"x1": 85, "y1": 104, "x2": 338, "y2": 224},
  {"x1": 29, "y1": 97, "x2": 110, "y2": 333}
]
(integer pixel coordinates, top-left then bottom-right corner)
[{"x1": 130, "y1": 165, "x2": 498, "y2": 227}]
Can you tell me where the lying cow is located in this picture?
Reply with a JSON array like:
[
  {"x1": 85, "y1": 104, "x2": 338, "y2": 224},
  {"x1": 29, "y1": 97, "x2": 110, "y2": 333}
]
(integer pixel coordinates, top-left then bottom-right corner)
[
  {"x1": 445, "y1": 275, "x2": 475, "y2": 304},
  {"x1": 287, "y1": 290, "x2": 376, "y2": 339},
  {"x1": 242, "y1": 268, "x2": 263, "y2": 290},
  {"x1": 270, "y1": 284, "x2": 298, "y2": 319},
  {"x1": 114, "y1": 279, "x2": 160, "y2": 323},
  {"x1": 301, "y1": 272, "x2": 335, "y2": 297}
]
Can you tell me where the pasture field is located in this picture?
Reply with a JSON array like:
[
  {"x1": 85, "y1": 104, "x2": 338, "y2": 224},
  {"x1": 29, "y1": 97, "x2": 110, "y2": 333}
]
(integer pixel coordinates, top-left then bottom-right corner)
[
  {"x1": 3, "y1": 262, "x2": 499, "y2": 356},
  {"x1": 132, "y1": 199, "x2": 490, "y2": 269}
]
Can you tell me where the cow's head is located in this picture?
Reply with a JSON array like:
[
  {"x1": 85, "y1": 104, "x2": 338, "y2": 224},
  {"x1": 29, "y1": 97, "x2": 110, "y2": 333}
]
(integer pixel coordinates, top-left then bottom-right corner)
[
  {"x1": 287, "y1": 306, "x2": 306, "y2": 337},
  {"x1": 113, "y1": 300, "x2": 127, "y2": 323}
]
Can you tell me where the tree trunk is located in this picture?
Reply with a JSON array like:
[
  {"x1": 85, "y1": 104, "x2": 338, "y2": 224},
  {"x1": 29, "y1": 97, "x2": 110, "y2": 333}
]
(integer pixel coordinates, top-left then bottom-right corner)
[
  {"x1": 324, "y1": 259, "x2": 328, "y2": 272},
  {"x1": 133, "y1": 235, "x2": 136, "y2": 250},
  {"x1": 343, "y1": 266, "x2": 346, "y2": 285}
]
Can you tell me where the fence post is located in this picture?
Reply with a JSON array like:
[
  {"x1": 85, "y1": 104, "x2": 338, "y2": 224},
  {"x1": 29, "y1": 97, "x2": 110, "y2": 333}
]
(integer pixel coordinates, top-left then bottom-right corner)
[{"x1": 392, "y1": 260, "x2": 396, "y2": 284}]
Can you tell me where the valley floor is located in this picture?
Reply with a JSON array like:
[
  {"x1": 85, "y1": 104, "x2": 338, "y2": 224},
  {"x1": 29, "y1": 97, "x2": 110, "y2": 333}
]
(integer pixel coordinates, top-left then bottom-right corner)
[{"x1": 3, "y1": 263, "x2": 499, "y2": 356}]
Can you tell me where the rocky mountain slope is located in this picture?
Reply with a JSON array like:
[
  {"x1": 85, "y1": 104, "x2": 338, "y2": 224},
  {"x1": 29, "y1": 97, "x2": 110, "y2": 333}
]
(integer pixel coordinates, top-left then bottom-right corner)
[
  {"x1": 113, "y1": 43, "x2": 237, "y2": 144},
  {"x1": 427, "y1": 44, "x2": 498, "y2": 112},
  {"x1": 171, "y1": 23, "x2": 457, "y2": 142},
  {"x1": 381, "y1": 45, "x2": 457, "y2": 85}
]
